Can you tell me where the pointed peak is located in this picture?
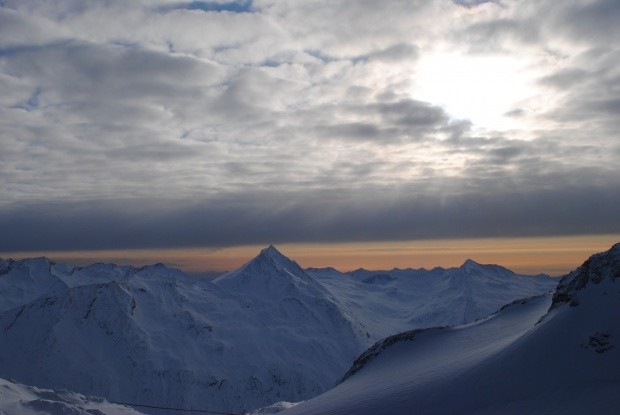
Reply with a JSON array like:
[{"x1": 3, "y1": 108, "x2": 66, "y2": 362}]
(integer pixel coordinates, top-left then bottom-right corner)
[
  {"x1": 214, "y1": 244, "x2": 321, "y2": 290},
  {"x1": 261, "y1": 244, "x2": 282, "y2": 256},
  {"x1": 257, "y1": 245, "x2": 289, "y2": 262},
  {"x1": 250, "y1": 245, "x2": 299, "y2": 269},
  {"x1": 460, "y1": 259, "x2": 480, "y2": 268}
]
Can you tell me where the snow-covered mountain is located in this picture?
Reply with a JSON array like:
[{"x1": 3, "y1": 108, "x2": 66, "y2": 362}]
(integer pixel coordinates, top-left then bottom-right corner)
[
  {"x1": 307, "y1": 260, "x2": 556, "y2": 339},
  {"x1": 0, "y1": 247, "x2": 369, "y2": 413},
  {"x1": 0, "y1": 245, "x2": 558, "y2": 413},
  {"x1": 0, "y1": 257, "x2": 68, "y2": 313},
  {"x1": 0, "y1": 377, "x2": 145, "y2": 415},
  {"x1": 284, "y1": 243, "x2": 620, "y2": 415}
]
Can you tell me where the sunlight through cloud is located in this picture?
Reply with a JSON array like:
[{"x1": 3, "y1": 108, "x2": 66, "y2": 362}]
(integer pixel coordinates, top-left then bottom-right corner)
[{"x1": 413, "y1": 52, "x2": 536, "y2": 131}]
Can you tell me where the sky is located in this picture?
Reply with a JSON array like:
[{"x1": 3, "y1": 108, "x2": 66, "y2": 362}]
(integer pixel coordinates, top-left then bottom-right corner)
[{"x1": 1, "y1": 0, "x2": 619, "y2": 274}]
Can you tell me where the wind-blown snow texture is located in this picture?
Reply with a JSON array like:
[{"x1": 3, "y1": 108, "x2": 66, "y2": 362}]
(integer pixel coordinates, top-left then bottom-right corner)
[
  {"x1": 284, "y1": 243, "x2": 620, "y2": 415},
  {"x1": 0, "y1": 246, "x2": 556, "y2": 413}
]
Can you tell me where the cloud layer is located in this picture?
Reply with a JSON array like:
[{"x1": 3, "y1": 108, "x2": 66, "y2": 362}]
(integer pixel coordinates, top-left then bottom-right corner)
[{"x1": 1, "y1": 0, "x2": 619, "y2": 251}]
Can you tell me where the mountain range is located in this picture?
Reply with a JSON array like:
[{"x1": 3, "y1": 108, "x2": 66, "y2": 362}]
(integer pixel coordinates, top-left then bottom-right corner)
[
  {"x1": 0, "y1": 245, "x2": 558, "y2": 413},
  {"x1": 284, "y1": 243, "x2": 620, "y2": 414}
]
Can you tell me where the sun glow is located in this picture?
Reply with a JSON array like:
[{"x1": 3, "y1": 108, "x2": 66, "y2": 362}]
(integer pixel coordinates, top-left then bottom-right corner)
[
  {"x1": 414, "y1": 52, "x2": 535, "y2": 131},
  {"x1": 4, "y1": 235, "x2": 618, "y2": 277}
]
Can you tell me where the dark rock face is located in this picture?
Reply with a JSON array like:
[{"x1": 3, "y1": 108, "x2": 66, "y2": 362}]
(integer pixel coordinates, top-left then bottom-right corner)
[
  {"x1": 550, "y1": 243, "x2": 620, "y2": 310},
  {"x1": 581, "y1": 332, "x2": 614, "y2": 354}
]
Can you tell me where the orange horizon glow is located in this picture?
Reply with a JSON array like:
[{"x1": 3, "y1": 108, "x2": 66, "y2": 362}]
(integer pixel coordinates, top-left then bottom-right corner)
[{"x1": 2, "y1": 234, "x2": 619, "y2": 277}]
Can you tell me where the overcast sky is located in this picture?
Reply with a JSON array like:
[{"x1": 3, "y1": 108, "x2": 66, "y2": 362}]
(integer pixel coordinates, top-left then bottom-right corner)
[{"x1": 1, "y1": 0, "x2": 619, "y2": 253}]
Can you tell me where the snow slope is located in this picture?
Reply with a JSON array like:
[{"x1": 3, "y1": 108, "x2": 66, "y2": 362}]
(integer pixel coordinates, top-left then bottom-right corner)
[
  {"x1": 0, "y1": 377, "x2": 145, "y2": 415},
  {"x1": 307, "y1": 260, "x2": 556, "y2": 339},
  {"x1": 284, "y1": 243, "x2": 620, "y2": 415}
]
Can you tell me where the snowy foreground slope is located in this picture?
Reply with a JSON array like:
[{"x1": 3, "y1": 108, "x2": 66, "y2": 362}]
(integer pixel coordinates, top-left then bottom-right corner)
[
  {"x1": 0, "y1": 377, "x2": 145, "y2": 415},
  {"x1": 284, "y1": 243, "x2": 620, "y2": 415},
  {"x1": 0, "y1": 246, "x2": 556, "y2": 413}
]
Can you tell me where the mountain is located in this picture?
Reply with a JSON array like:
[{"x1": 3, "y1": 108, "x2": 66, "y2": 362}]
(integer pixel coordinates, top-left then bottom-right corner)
[
  {"x1": 283, "y1": 243, "x2": 620, "y2": 415},
  {"x1": 211, "y1": 245, "x2": 371, "y2": 401},
  {"x1": 0, "y1": 376, "x2": 145, "y2": 415},
  {"x1": 1, "y1": 264, "x2": 239, "y2": 411},
  {"x1": 0, "y1": 247, "x2": 559, "y2": 413},
  {"x1": 0, "y1": 257, "x2": 68, "y2": 313},
  {"x1": 432, "y1": 259, "x2": 555, "y2": 325},
  {"x1": 306, "y1": 260, "x2": 556, "y2": 339},
  {"x1": 214, "y1": 245, "x2": 333, "y2": 299},
  {"x1": 0, "y1": 246, "x2": 369, "y2": 413}
]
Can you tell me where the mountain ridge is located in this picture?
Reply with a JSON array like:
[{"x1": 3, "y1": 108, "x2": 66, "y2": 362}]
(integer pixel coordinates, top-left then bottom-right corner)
[
  {"x1": 0, "y1": 247, "x2": 369, "y2": 412},
  {"x1": 282, "y1": 243, "x2": 620, "y2": 415},
  {"x1": 550, "y1": 242, "x2": 620, "y2": 310},
  {"x1": 0, "y1": 245, "x2": 561, "y2": 413}
]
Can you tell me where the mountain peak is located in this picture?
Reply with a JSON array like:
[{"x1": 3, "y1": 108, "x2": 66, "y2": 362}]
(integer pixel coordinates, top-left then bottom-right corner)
[
  {"x1": 260, "y1": 244, "x2": 284, "y2": 258},
  {"x1": 457, "y1": 259, "x2": 490, "y2": 274},
  {"x1": 461, "y1": 259, "x2": 480, "y2": 268},
  {"x1": 255, "y1": 244, "x2": 296, "y2": 267},
  {"x1": 457, "y1": 259, "x2": 513, "y2": 275},
  {"x1": 214, "y1": 245, "x2": 314, "y2": 290}
]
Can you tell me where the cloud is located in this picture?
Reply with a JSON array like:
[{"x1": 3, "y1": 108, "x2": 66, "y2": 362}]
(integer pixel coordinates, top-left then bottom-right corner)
[
  {"x1": 374, "y1": 100, "x2": 448, "y2": 128},
  {"x1": 2, "y1": 180, "x2": 620, "y2": 252},
  {"x1": 1, "y1": 0, "x2": 619, "y2": 252},
  {"x1": 557, "y1": 0, "x2": 620, "y2": 43},
  {"x1": 537, "y1": 47, "x2": 620, "y2": 133},
  {"x1": 460, "y1": 18, "x2": 541, "y2": 51},
  {"x1": 367, "y1": 43, "x2": 419, "y2": 62},
  {"x1": 538, "y1": 68, "x2": 589, "y2": 89}
]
